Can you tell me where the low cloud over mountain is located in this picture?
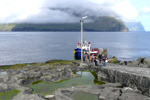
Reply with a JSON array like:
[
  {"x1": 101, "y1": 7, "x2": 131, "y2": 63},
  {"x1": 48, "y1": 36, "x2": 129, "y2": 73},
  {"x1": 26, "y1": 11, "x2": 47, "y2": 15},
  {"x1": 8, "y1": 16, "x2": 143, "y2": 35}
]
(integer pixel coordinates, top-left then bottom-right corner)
[{"x1": 0, "y1": 0, "x2": 146, "y2": 23}]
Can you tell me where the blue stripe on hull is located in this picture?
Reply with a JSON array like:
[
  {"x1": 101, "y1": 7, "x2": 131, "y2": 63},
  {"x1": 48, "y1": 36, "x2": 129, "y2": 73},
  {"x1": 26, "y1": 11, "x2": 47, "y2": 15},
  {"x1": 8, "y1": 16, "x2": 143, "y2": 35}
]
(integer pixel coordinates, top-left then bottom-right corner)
[
  {"x1": 74, "y1": 52, "x2": 81, "y2": 59},
  {"x1": 74, "y1": 48, "x2": 87, "y2": 59}
]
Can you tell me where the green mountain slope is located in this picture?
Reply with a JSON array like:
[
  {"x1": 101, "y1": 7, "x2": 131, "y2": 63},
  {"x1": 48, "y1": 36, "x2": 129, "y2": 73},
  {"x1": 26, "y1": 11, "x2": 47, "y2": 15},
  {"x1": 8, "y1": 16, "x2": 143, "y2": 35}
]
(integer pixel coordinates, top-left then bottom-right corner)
[{"x1": 0, "y1": 16, "x2": 128, "y2": 32}]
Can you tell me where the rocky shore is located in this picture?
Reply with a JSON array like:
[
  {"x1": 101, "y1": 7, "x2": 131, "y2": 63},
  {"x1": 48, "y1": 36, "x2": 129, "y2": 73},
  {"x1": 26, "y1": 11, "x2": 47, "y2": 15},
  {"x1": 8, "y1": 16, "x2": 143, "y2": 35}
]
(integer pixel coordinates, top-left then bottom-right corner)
[{"x1": 0, "y1": 59, "x2": 150, "y2": 100}]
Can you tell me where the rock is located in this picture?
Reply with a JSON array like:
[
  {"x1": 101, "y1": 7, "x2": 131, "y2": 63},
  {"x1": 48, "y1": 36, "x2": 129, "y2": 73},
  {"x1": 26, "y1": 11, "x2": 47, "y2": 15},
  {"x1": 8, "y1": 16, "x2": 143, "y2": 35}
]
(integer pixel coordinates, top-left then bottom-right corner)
[
  {"x1": 18, "y1": 79, "x2": 26, "y2": 85},
  {"x1": 97, "y1": 71, "x2": 107, "y2": 81},
  {"x1": 12, "y1": 91, "x2": 45, "y2": 100},
  {"x1": 121, "y1": 87, "x2": 136, "y2": 93},
  {"x1": 131, "y1": 60, "x2": 140, "y2": 67},
  {"x1": 120, "y1": 61, "x2": 128, "y2": 65},
  {"x1": 0, "y1": 83, "x2": 9, "y2": 91},
  {"x1": 45, "y1": 95, "x2": 55, "y2": 99},
  {"x1": 137, "y1": 57, "x2": 143, "y2": 62},
  {"x1": 98, "y1": 87, "x2": 121, "y2": 100},
  {"x1": 120, "y1": 60, "x2": 124, "y2": 65},
  {"x1": 131, "y1": 57, "x2": 150, "y2": 67},
  {"x1": 23, "y1": 87, "x2": 34, "y2": 94},
  {"x1": 143, "y1": 57, "x2": 150, "y2": 65},
  {"x1": 118, "y1": 91, "x2": 150, "y2": 100},
  {"x1": 46, "y1": 59, "x2": 61, "y2": 63},
  {"x1": 39, "y1": 65, "x2": 51, "y2": 70},
  {"x1": 23, "y1": 65, "x2": 36, "y2": 71},
  {"x1": 139, "y1": 64, "x2": 149, "y2": 68},
  {"x1": 108, "y1": 56, "x2": 118, "y2": 63}
]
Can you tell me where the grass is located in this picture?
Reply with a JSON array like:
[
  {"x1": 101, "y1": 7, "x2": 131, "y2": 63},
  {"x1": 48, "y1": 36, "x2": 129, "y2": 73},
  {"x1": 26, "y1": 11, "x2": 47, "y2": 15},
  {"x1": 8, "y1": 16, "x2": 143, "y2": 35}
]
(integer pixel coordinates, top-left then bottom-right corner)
[
  {"x1": 0, "y1": 90, "x2": 21, "y2": 100},
  {"x1": 31, "y1": 80, "x2": 43, "y2": 85},
  {"x1": 0, "y1": 60, "x2": 80, "y2": 69},
  {"x1": 112, "y1": 61, "x2": 120, "y2": 64},
  {"x1": 0, "y1": 64, "x2": 29, "y2": 69}
]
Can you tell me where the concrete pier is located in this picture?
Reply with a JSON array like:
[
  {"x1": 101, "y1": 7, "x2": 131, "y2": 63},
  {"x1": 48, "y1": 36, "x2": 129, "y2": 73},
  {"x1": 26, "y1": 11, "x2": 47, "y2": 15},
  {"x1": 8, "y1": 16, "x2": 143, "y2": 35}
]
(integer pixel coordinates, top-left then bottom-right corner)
[{"x1": 93, "y1": 63, "x2": 150, "y2": 97}]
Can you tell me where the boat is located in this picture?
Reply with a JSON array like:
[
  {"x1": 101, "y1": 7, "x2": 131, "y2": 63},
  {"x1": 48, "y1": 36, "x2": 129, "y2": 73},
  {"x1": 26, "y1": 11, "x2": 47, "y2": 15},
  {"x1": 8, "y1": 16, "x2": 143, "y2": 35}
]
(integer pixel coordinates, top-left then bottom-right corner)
[
  {"x1": 74, "y1": 40, "x2": 91, "y2": 59},
  {"x1": 74, "y1": 16, "x2": 108, "y2": 60},
  {"x1": 74, "y1": 16, "x2": 94, "y2": 59}
]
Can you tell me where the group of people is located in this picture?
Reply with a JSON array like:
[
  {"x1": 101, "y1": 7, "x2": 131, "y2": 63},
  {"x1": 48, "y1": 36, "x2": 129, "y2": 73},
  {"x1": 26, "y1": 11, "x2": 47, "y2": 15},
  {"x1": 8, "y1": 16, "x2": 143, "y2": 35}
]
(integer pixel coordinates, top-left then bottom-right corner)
[
  {"x1": 83, "y1": 53, "x2": 108, "y2": 67},
  {"x1": 99, "y1": 54, "x2": 108, "y2": 67}
]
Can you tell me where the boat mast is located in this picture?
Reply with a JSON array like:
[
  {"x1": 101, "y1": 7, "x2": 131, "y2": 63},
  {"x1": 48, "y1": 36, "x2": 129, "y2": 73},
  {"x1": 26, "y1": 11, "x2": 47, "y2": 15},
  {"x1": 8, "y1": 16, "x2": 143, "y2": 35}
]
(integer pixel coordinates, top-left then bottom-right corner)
[
  {"x1": 80, "y1": 16, "x2": 87, "y2": 64},
  {"x1": 80, "y1": 19, "x2": 83, "y2": 63}
]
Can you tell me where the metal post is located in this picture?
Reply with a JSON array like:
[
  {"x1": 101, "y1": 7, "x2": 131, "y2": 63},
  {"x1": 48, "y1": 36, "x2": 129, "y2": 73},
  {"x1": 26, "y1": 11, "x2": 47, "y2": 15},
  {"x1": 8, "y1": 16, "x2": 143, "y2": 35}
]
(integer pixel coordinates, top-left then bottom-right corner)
[{"x1": 80, "y1": 19, "x2": 83, "y2": 64}]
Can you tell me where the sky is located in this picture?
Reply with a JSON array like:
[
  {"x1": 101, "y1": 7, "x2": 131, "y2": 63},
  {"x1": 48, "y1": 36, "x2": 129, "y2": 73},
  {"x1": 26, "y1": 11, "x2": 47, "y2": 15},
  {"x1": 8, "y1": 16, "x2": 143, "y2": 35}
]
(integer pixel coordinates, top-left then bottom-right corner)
[{"x1": 0, "y1": 0, "x2": 150, "y2": 31}]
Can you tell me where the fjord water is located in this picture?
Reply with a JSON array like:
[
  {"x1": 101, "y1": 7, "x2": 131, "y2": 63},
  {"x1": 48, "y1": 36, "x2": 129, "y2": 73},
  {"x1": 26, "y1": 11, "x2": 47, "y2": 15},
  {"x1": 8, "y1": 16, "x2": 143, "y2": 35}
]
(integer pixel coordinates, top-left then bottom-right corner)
[{"x1": 0, "y1": 32, "x2": 150, "y2": 65}]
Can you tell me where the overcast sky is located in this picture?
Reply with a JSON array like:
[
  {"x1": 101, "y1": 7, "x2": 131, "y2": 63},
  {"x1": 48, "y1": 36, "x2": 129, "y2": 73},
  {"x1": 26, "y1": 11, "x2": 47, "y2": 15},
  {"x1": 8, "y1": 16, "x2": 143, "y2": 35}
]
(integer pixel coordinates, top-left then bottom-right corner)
[{"x1": 0, "y1": 0, "x2": 150, "y2": 31}]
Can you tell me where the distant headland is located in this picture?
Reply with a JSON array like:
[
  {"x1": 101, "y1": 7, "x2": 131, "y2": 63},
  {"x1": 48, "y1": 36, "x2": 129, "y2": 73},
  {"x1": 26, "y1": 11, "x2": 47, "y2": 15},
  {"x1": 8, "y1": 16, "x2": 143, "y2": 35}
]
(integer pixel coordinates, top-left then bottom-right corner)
[
  {"x1": 0, "y1": 16, "x2": 129, "y2": 32},
  {"x1": 0, "y1": 16, "x2": 146, "y2": 32}
]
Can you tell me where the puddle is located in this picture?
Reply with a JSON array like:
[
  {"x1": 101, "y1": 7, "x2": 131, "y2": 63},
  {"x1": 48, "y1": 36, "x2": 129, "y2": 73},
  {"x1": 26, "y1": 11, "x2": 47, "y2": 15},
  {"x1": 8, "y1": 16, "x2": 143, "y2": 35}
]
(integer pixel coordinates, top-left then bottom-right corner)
[
  {"x1": 20, "y1": 70, "x2": 26, "y2": 73},
  {"x1": 0, "y1": 90, "x2": 21, "y2": 100},
  {"x1": 71, "y1": 92, "x2": 98, "y2": 100},
  {"x1": 29, "y1": 71, "x2": 105, "y2": 95},
  {"x1": 0, "y1": 71, "x2": 7, "y2": 75}
]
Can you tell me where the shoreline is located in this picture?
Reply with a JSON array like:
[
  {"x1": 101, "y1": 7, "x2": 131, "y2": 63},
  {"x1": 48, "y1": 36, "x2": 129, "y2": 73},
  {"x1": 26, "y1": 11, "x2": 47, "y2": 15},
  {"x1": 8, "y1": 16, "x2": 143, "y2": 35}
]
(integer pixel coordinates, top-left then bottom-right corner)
[
  {"x1": 0, "y1": 58, "x2": 150, "y2": 100},
  {"x1": 0, "y1": 60, "x2": 149, "y2": 100}
]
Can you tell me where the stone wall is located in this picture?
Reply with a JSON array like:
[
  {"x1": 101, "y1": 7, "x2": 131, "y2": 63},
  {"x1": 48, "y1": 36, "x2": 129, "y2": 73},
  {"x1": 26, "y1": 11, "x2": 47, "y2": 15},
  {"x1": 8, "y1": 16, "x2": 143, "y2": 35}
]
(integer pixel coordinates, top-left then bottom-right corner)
[{"x1": 96, "y1": 67, "x2": 150, "y2": 97}]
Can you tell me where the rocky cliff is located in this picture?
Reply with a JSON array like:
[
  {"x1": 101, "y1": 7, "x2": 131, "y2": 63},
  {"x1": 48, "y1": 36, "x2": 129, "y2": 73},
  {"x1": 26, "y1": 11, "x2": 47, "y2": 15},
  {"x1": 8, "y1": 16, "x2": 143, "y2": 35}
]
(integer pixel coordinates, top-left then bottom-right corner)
[{"x1": 125, "y1": 22, "x2": 145, "y2": 31}]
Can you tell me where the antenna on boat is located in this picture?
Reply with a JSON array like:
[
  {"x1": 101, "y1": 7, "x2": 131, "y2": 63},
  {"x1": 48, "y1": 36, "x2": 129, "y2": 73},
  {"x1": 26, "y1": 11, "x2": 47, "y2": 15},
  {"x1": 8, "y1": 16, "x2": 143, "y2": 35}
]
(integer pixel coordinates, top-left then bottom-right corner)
[
  {"x1": 78, "y1": 36, "x2": 80, "y2": 43},
  {"x1": 80, "y1": 16, "x2": 88, "y2": 64}
]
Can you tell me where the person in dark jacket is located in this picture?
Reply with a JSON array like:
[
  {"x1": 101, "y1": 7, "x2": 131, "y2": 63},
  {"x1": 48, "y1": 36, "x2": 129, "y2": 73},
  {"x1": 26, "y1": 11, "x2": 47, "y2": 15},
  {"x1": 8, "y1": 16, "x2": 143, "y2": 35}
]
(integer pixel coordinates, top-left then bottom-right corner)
[
  {"x1": 102, "y1": 55, "x2": 106, "y2": 67},
  {"x1": 94, "y1": 57, "x2": 98, "y2": 66},
  {"x1": 99, "y1": 53, "x2": 102, "y2": 63}
]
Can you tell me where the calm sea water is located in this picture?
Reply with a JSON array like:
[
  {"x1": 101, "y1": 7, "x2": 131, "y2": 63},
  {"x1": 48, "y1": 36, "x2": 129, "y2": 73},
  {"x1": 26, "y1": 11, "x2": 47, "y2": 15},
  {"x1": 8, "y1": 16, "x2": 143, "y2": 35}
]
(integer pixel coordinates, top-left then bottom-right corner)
[{"x1": 0, "y1": 32, "x2": 150, "y2": 65}]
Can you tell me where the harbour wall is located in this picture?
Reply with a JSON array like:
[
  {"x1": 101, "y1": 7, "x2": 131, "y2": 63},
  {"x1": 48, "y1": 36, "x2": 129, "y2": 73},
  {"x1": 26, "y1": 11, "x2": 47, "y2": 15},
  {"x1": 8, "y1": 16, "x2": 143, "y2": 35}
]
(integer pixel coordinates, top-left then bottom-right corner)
[{"x1": 85, "y1": 63, "x2": 150, "y2": 97}]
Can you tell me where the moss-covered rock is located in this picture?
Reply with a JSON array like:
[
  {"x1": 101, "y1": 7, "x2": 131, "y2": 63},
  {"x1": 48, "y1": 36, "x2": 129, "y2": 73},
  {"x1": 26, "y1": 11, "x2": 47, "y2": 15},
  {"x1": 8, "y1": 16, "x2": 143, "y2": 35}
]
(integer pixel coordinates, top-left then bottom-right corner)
[{"x1": 108, "y1": 56, "x2": 118, "y2": 63}]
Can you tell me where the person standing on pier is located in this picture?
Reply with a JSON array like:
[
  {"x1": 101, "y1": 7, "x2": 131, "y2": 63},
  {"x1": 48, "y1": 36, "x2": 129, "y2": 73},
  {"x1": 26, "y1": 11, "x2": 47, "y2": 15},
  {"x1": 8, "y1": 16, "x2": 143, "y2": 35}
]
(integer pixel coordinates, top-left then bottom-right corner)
[
  {"x1": 99, "y1": 53, "x2": 102, "y2": 63},
  {"x1": 102, "y1": 55, "x2": 106, "y2": 67},
  {"x1": 91, "y1": 54, "x2": 94, "y2": 62}
]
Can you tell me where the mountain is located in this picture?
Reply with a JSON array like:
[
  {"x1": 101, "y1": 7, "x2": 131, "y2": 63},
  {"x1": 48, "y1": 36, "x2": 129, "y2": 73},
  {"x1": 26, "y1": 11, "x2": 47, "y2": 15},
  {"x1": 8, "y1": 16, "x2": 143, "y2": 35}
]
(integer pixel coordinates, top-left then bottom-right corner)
[
  {"x1": 125, "y1": 22, "x2": 145, "y2": 31},
  {"x1": 0, "y1": 16, "x2": 128, "y2": 32}
]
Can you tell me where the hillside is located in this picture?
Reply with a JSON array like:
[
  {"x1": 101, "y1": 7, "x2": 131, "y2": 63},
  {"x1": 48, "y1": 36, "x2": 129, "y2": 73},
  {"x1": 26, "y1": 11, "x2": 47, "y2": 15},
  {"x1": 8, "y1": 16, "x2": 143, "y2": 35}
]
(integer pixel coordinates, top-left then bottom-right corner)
[
  {"x1": 0, "y1": 16, "x2": 128, "y2": 32},
  {"x1": 125, "y1": 22, "x2": 145, "y2": 31}
]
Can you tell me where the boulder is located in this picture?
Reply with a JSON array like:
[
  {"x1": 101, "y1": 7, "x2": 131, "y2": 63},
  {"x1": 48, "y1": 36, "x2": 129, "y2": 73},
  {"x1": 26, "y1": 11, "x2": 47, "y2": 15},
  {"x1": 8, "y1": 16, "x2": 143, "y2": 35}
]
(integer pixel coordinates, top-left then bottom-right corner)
[
  {"x1": 131, "y1": 57, "x2": 150, "y2": 67},
  {"x1": 137, "y1": 57, "x2": 143, "y2": 63},
  {"x1": 120, "y1": 61, "x2": 128, "y2": 65},
  {"x1": 45, "y1": 95, "x2": 55, "y2": 99},
  {"x1": 143, "y1": 57, "x2": 150, "y2": 65}
]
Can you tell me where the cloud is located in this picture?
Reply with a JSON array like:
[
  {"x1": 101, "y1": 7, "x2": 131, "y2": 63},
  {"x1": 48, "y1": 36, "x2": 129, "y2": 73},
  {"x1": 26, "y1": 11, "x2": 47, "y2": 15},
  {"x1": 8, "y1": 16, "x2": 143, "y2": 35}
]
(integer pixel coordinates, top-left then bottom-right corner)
[
  {"x1": 140, "y1": 7, "x2": 150, "y2": 14},
  {"x1": 0, "y1": 0, "x2": 141, "y2": 23},
  {"x1": 112, "y1": 0, "x2": 138, "y2": 21}
]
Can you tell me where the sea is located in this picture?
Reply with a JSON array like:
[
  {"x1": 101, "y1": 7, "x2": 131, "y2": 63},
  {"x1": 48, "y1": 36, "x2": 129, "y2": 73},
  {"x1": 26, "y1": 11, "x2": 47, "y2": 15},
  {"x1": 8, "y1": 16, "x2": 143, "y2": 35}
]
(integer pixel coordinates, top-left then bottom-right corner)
[{"x1": 0, "y1": 31, "x2": 150, "y2": 65}]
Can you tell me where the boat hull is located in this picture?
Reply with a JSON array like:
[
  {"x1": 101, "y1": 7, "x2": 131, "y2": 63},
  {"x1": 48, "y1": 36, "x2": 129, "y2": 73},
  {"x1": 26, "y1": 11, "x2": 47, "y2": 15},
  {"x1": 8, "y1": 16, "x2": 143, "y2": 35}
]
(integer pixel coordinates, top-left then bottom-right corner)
[{"x1": 74, "y1": 48, "x2": 87, "y2": 59}]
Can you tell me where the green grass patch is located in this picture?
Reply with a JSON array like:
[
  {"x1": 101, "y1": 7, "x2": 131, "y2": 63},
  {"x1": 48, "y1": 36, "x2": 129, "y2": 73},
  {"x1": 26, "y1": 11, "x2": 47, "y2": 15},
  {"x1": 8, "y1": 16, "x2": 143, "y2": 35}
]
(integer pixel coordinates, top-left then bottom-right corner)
[
  {"x1": 31, "y1": 80, "x2": 43, "y2": 85},
  {"x1": 0, "y1": 90, "x2": 21, "y2": 100},
  {"x1": 0, "y1": 60, "x2": 79, "y2": 70},
  {"x1": 113, "y1": 61, "x2": 120, "y2": 64},
  {"x1": 0, "y1": 64, "x2": 28, "y2": 69}
]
